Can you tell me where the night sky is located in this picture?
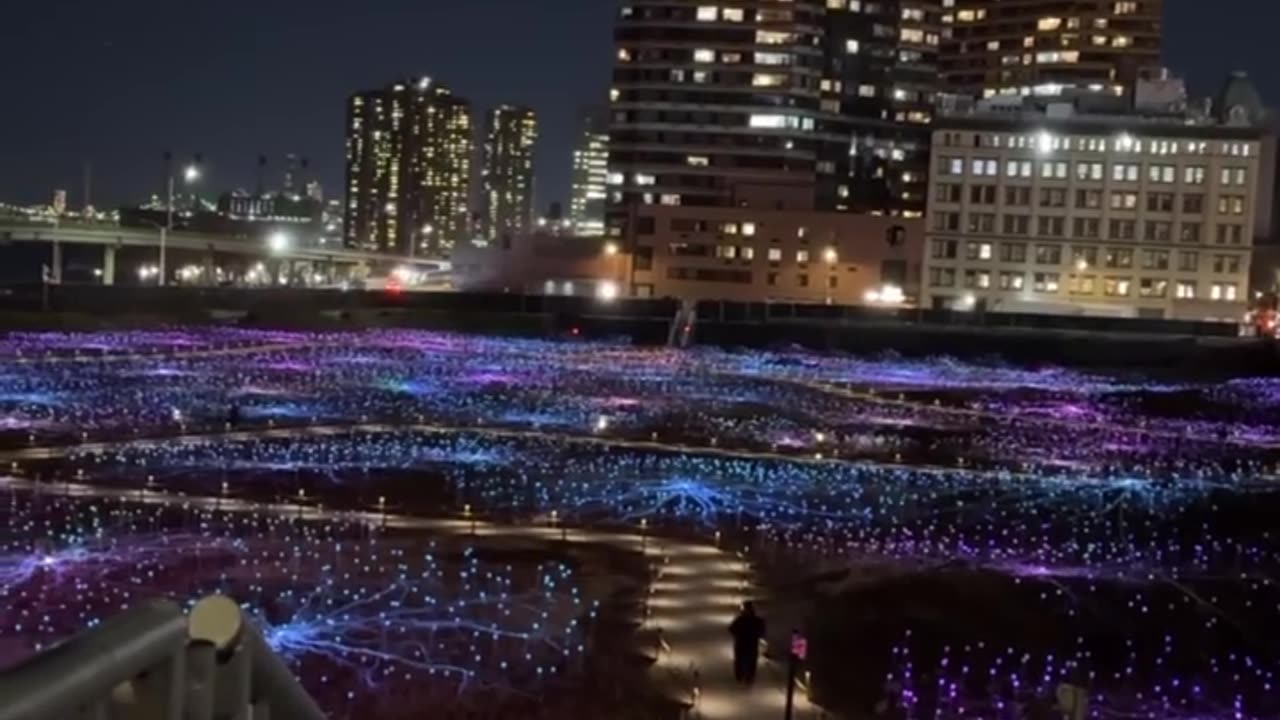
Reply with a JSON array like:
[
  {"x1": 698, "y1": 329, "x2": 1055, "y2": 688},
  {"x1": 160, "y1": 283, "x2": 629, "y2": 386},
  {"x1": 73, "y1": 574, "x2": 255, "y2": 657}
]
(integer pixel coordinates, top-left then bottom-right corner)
[{"x1": 0, "y1": 0, "x2": 1269, "y2": 211}]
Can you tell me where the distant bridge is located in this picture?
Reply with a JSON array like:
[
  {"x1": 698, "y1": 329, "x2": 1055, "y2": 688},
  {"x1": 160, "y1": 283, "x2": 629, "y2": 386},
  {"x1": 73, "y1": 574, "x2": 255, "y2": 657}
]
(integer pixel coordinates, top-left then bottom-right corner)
[{"x1": 0, "y1": 220, "x2": 449, "y2": 286}]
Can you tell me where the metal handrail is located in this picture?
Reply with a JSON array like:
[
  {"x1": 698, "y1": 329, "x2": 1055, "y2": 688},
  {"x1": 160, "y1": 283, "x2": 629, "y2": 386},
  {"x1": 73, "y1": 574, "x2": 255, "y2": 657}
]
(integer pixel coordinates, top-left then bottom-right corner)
[
  {"x1": 0, "y1": 599, "x2": 187, "y2": 720},
  {"x1": 0, "y1": 596, "x2": 327, "y2": 720}
]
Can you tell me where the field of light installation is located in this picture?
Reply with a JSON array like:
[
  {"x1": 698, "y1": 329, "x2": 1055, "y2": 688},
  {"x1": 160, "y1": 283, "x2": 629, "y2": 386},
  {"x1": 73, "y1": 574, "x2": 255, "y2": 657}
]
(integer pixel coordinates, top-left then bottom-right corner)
[{"x1": 1, "y1": 328, "x2": 1279, "y2": 718}]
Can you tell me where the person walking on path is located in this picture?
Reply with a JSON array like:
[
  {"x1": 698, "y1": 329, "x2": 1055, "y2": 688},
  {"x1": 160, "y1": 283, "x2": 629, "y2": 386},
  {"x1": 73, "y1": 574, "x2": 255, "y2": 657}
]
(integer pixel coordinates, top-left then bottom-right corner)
[{"x1": 729, "y1": 601, "x2": 766, "y2": 686}]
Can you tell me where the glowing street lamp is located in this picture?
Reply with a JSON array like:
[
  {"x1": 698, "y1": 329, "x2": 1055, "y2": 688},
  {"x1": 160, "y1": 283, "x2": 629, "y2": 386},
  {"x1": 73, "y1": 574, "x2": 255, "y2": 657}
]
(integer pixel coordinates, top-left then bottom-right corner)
[
  {"x1": 268, "y1": 232, "x2": 291, "y2": 255},
  {"x1": 160, "y1": 152, "x2": 203, "y2": 287}
]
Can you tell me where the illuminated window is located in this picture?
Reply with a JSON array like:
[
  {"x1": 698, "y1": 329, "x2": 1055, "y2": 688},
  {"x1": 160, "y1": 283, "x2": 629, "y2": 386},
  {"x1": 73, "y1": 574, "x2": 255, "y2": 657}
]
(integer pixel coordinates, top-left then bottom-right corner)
[
  {"x1": 1210, "y1": 282, "x2": 1238, "y2": 301},
  {"x1": 1103, "y1": 277, "x2": 1131, "y2": 297},
  {"x1": 1110, "y1": 192, "x2": 1138, "y2": 210},
  {"x1": 1033, "y1": 272, "x2": 1061, "y2": 293},
  {"x1": 750, "y1": 114, "x2": 786, "y2": 129},
  {"x1": 1037, "y1": 17, "x2": 1063, "y2": 31},
  {"x1": 971, "y1": 158, "x2": 999, "y2": 176},
  {"x1": 1221, "y1": 167, "x2": 1248, "y2": 186},
  {"x1": 749, "y1": 114, "x2": 811, "y2": 130},
  {"x1": 846, "y1": 39, "x2": 860, "y2": 54},
  {"x1": 1112, "y1": 163, "x2": 1139, "y2": 182},
  {"x1": 755, "y1": 52, "x2": 791, "y2": 66},
  {"x1": 753, "y1": 73, "x2": 787, "y2": 87},
  {"x1": 696, "y1": 6, "x2": 718, "y2": 21},
  {"x1": 693, "y1": 48, "x2": 716, "y2": 63},
  {"x1": 756, "y1": 30, "x2": 794, "y2": 45}
]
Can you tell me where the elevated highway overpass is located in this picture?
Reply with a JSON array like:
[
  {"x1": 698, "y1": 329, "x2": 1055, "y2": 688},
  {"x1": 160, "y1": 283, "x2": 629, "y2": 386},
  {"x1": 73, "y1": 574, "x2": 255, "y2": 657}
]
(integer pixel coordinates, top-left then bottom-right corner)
[{"x1": 0, "y1": 220, "x2": 450, "y2": 286}]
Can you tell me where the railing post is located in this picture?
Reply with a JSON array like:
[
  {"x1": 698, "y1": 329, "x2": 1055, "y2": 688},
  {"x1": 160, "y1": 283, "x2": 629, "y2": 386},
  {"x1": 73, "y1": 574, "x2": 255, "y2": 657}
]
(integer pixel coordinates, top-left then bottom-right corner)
[
  {"x1": 214, "y1": 646, "x2": 252, "y2": 720},
  {"x1": 189, "y1": 596, "x2": 325, "y2": 720},
  {"x1": 184, "y1": 641, "x2": 217, "y2": 720},
  {"x1": 129, "y1": 647, "x2": 185, "y2": 720}
]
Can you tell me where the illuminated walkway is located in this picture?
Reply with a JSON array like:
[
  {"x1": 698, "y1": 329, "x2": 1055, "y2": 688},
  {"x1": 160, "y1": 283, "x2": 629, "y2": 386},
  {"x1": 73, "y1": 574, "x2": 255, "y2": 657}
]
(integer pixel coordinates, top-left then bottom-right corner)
[{"x1": 0, "y1": 456, "x2": 824, "y2": 719}]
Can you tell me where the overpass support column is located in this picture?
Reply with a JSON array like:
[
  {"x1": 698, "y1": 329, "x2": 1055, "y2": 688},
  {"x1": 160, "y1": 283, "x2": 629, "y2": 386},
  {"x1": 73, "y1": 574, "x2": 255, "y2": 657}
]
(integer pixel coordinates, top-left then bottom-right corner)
[
  {"x1": 203, "y1": 251, "x2": 216, "y2": 287},
  {"x1": 50, "y1": 241, "x2": 63, "y2": 285},
  {"x1": 102, "y1": 246, "x2": 116, "y2": 286}
]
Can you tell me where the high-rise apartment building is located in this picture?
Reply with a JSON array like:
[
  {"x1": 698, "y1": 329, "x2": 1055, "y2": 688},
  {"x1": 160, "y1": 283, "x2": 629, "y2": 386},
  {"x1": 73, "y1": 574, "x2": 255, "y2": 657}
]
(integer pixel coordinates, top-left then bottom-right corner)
[
  {"x1": 481, "y1": 106, "x2": 538, "y2": 242},
  {"x1": 570, "y1": 109, "x2": 609, "y2": 236},
  {"x1": 940, "y1": 0, "x2": 1164, "y2": 99},
  {"x1": 344, "y1": 78, "x2": 473, "y2": 256},
  {"x1": 607, "y1": 0, "x2": 942, "y2": 242}
]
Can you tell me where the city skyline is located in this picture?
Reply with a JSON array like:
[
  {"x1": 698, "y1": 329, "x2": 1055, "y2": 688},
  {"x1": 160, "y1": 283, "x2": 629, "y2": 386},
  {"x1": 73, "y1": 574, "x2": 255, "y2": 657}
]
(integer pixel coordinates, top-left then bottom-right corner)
[{"x1": 0, "y1": 0, "x2": 1271, "y2": 212}]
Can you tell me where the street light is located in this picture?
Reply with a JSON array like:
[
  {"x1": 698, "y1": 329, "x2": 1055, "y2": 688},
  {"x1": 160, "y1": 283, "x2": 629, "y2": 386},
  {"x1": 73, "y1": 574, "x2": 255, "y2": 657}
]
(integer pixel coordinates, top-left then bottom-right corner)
[
  {"x1": 161, "y1": 152, "x2": 203, "y2": 287},
  {"x1": 268, "y1": 231, "x2": 291, "y2": 254},
  {"x1": 418, "y1": 224, "x2": 435, "y2": 256},
  {"x1": 597, "y1": 280, "x2": 620, "y2": 301},
  {"x1": 603, "y1": 241, "x2": 620, "y2": 256}
]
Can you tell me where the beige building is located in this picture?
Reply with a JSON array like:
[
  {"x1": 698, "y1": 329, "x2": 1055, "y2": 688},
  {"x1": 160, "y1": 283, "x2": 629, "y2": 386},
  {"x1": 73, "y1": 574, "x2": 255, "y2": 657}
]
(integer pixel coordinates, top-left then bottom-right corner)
[
  {"x1": 923, "y1": 101, "x2": 1266, "y2": 321},
  {"x1": 627, "y1": 204, "x2": 923, "y2": 305}
]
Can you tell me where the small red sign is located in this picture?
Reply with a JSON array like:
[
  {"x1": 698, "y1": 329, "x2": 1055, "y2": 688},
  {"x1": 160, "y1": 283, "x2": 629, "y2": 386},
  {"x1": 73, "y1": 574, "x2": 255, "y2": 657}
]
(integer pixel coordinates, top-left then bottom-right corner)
[{"x1": 791, "y1": 633, "x2": 808, "y2": 661}]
